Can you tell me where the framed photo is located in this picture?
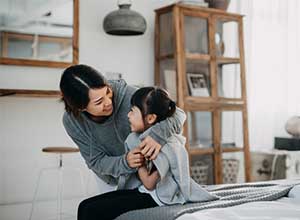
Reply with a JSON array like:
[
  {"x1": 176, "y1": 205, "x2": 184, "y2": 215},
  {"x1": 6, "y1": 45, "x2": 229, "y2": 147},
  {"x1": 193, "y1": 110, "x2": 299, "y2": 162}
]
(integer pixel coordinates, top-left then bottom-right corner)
[
  {"x1": 163, "y1": 70, "x2": 177, "y2": 101},
  {"x1": 187, "y1": 73, "x2": 210, "y2": 97}
]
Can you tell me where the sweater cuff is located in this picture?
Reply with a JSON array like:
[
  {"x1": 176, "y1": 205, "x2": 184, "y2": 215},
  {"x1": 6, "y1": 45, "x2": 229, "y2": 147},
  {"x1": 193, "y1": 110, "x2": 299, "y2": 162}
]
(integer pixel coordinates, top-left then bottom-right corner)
[{"x1": 148, "y1": 131, "x2": 167, "y2": 147}]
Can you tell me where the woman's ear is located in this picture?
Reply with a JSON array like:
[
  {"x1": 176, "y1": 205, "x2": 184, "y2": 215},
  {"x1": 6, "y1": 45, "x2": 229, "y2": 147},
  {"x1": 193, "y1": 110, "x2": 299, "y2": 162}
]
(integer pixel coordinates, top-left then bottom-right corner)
[{"x1": 146, "y1": 114, "x2": 157, "y2": 125}]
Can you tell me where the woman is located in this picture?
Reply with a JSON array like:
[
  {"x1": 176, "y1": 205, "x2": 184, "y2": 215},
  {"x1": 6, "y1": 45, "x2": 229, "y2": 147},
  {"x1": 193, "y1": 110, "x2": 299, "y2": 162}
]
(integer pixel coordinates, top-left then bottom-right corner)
[{"x1": 59, "y1": 64, "x2": 186, "y2": 192}]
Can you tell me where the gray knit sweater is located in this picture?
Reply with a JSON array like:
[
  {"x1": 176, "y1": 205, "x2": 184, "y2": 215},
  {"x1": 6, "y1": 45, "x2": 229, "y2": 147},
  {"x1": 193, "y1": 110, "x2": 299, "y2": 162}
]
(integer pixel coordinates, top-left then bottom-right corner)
[{"x1": 62, "y1": 79, "x2": 186, "y2": 185}]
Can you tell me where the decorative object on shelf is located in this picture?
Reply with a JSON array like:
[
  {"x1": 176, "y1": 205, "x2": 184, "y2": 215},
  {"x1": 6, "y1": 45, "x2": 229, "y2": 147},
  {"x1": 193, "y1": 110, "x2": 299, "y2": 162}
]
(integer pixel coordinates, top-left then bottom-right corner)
[
  {"x1": 285, "y1": 116, "x2": 300, "y2": 138},
  {"x1": 187, "y1": 73, "x2": 210, "y2": 97},
  {"x1": 103, "y1": 0, "x2": 147, "y2": 36},
  {"x1": 178, "y1": 0, "x2": 209, "y2": 7},
  {"x1": 204, "y1": 0, "x2": 231, "y2": 11},
  {"x1": 215, "y1": 32, "x2": 225, "y2": 56}
]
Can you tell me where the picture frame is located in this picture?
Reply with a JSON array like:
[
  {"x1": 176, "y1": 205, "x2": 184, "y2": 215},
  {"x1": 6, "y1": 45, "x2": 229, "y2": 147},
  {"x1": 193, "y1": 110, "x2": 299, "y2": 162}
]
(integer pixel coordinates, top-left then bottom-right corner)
[
  {"x1": 163, "y1": 70, "x2": 177, "y2": 102},
  {"x1": 187, "y1": 73, "x2": 210, "y2": 97}
]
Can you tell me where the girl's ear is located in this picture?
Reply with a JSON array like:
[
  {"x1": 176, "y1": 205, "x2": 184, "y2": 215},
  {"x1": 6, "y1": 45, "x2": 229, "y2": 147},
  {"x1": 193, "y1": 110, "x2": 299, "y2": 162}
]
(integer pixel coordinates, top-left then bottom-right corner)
[{"x1": 146, "y1": 114, "x2": 157, "y2": 125}]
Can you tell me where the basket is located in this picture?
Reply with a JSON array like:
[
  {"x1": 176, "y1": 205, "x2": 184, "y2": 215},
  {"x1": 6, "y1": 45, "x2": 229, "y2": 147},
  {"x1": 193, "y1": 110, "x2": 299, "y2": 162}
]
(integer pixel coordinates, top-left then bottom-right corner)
[
  {"x1": 222, "y1": 159, "x2": 239, "y2": 183},
  {"x1": 190, "y1": 161, "x2": 209, "y2": 185}
]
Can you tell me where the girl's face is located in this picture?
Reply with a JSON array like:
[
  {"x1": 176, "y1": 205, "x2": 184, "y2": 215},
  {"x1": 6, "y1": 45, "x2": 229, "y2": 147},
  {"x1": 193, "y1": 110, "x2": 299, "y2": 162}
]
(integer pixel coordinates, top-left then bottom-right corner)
[
  {"x1": 85, "y1": 86, "x2": 113, "y2": 117},
  {"x1": 127, "y1": 106, "x2": 145, "y2": 132}
]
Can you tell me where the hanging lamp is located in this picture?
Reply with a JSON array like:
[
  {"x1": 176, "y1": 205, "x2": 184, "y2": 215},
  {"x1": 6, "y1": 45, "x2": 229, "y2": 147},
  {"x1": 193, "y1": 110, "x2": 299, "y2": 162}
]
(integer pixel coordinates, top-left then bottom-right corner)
[{"x1": 103, "y1": 0, "x2": 147, "y2": 36}]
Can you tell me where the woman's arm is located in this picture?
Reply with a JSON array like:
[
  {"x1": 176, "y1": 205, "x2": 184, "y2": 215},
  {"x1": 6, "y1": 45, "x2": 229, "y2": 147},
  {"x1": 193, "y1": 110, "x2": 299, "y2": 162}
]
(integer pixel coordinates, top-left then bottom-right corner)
[
  {"x1": 139, "y1": 107, "x2": 186, "y2": 160},
  {"x1": 147, "y1": 107, "x2": 186, "y2": 144},
  {"x1": 63, "y1": 113, "x2": 138, "y2": 181},
  {"x1": 138, "y1": 166, "x2": 160, "y2": 191}
]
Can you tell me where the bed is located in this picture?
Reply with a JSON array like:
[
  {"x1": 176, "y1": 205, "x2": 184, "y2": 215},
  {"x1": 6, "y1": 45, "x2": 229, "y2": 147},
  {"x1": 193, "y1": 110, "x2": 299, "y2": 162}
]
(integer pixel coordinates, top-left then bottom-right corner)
[{"x1": 115, "y1": 179, "x2": 300, "y2": 220}]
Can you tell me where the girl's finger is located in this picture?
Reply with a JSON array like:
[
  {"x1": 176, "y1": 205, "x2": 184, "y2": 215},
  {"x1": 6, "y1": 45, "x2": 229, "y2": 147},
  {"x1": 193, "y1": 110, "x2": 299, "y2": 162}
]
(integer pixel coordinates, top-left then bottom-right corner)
[
  {"x1": 145, "y1": 147, "x2": 155, "y2": 158},
  {"x1": 141, "y1": 146, "x2": 151, "y2": 155},
  {"x1": 150, "y1": 148, "x2": 160, "y2": 160}
]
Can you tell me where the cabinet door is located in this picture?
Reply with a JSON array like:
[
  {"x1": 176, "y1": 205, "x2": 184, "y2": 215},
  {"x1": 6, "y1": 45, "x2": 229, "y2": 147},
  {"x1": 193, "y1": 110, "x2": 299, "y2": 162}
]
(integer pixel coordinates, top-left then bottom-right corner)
[
  {"x1": 159, "y1": 12, "x2": 174, "y2": 56},
  {"x1": 217, "y1": 63, "x2": 242, "y2": 99},
  {"x1": 187, "y1": 111, "x2": 214, "y2": 149},
  {"x1": 213, "y1": 16, "x2": 240, "y2": 59},
  {"x1": 183, "y1": 15, "x2": 209, "y2": 55},
  {"x1": 219, "y1": 109, "x2": 250, "y2": 183},
  {"x1": 220, "y1": 110, "x2": 244, "y2": 150},
  {"x1": 213, "y1": 16, "x2": 246, "y2": 101}
]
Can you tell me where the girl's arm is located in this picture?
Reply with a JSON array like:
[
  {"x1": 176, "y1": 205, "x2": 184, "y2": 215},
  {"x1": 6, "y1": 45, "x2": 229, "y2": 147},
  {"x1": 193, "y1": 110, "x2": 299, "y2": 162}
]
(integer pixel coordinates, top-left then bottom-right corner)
[{"x1": 138, "y1": 166, "x2": 160, "y2": 190}]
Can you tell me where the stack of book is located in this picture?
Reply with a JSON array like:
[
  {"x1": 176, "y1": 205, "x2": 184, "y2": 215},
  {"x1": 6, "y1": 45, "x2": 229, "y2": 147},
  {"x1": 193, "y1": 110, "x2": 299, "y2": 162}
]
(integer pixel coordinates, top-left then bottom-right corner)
[{"x1": 177, "y1": 0, "x2": 209, "y2": 7}]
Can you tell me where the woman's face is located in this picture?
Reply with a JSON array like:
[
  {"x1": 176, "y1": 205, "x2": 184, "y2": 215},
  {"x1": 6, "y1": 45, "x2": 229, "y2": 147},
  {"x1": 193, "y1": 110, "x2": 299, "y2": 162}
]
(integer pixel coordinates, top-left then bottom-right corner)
[
  {"x1": 127, "y1": 106, "x2": 145, "y2": 132},
  {"x1": 85, "y1": 86, "x2": 113, "y2": 117}
]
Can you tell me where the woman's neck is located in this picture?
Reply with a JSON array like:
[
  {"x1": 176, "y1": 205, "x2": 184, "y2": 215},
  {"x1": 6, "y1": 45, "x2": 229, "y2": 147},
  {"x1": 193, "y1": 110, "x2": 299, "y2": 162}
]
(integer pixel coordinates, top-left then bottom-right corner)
[{"x1": 84, "y1": 112, "x2": 111, "y2": 123}]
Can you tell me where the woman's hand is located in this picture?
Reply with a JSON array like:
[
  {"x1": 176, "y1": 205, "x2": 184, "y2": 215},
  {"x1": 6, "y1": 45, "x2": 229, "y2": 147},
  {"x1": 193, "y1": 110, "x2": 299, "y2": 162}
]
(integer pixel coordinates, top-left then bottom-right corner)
[
  {"x1": 126, "y1": 147, "x2": 145, "y2": 168},
  {"x1": 139, "y1": 136, "x2": 162, "y2": 160}
]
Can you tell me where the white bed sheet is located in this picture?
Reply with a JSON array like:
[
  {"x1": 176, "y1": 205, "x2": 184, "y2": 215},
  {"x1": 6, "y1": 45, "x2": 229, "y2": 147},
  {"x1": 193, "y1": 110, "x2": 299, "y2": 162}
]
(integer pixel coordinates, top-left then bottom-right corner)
[{"x1": 177, "y1": 184, "x2": 300, "y2": 220}]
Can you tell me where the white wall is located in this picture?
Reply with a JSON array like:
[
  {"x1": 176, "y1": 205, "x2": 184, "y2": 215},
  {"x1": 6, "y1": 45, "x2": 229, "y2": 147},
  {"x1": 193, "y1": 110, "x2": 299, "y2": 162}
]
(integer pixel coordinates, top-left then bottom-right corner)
[{"x1": 0, "y1": 0, "x2": 175, "y2": 204}]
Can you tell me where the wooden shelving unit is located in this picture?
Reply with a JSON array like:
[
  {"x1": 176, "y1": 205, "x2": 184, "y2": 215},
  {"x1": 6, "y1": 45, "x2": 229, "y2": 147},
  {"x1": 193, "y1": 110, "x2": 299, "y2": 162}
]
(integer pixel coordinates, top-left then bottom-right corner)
[{"x1": 154, "y1": 3, "x2": 251, "y2": 184}]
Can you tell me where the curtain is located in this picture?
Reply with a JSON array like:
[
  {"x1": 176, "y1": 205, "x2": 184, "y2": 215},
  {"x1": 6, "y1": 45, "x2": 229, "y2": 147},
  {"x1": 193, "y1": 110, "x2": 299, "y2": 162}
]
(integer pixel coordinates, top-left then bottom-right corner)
[{"x1": 234, "y1": 0, "x2": 300, "y2": 150}]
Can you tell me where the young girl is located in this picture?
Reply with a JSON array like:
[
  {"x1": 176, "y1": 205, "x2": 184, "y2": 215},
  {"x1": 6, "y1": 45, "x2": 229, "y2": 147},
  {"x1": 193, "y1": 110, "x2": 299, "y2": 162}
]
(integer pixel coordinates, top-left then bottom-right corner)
[
  {"x1": 125, "y1": 87, "x2": 217, "y2": 205},
  {"x1": 77, "y1": 87, "x2": 216, "y2": 220}
]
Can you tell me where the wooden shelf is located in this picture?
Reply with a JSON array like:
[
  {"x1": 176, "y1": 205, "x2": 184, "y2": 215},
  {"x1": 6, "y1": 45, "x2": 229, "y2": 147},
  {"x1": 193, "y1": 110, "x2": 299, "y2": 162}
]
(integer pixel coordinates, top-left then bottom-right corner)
[
  {"x1": 158, "y1": 54, "x2": 175, "y2": 60},
  {"x1": 186, "y1": 53, "x2": 210, "y2": 62},
  {"x1": 184, "y1": 96, "x2": 244, "y2": 111},
  {"x1": 217, "y1": 57, "x2": 240, "y2": 65},
  {"x1": 0, "y1": 89, "x2": 61, "y2": 98},
  {"x1": 222, "y1": 147, "x2": 244, "y2": 153},
  {"x1": 188, "y1": 148, "x2": 214, "y2": 155}
]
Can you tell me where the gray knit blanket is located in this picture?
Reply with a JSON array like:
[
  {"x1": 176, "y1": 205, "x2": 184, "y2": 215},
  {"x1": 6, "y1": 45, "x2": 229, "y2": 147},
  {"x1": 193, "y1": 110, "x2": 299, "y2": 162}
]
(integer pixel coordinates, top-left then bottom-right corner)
[{"x1": 115, "y1": 180, "x2": 300, "y2": 220}]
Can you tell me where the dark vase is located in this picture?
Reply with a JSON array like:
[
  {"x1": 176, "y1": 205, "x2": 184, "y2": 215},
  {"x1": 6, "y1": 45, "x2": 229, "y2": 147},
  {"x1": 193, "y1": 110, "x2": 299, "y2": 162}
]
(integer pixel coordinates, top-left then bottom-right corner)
[{"x1": 204, "y1": 0, "x2": 231, "y2": 11}]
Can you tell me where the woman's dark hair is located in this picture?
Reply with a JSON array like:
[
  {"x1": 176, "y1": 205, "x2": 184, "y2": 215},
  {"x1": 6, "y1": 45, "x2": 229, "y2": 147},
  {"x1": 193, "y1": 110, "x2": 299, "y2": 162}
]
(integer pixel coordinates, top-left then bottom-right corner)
[
  {"x1": 60, "y1": 64, "x2": 107, "y2": 117},
  {"x1": 131, "y1": 87, "x2": 176, "y2": 124}
]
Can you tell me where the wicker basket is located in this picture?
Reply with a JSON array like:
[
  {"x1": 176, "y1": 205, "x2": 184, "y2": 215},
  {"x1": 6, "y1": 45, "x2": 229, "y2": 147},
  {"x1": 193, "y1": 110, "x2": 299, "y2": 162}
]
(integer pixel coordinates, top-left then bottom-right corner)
[
  {"x1": 190, "y1": 161, "x2": 209, "y2": 185},
  {"x1": 191, "y1": 159, "x2": 240, "y2": 185},
  {"x1": 222, "y1": 159, "x2": 239, "y2": 183}
]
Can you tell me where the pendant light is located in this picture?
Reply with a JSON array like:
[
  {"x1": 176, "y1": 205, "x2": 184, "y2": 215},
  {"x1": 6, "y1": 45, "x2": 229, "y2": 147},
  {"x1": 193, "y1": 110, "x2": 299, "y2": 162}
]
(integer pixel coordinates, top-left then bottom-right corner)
[{"x1": 103, "y1": 0, "x2": 147, "y2": 36}]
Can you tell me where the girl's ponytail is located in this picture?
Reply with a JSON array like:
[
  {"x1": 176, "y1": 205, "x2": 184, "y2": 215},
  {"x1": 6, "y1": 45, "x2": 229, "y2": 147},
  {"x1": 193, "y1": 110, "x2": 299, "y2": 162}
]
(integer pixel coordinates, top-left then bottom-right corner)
[{"x1": 167, "y1": 100, "x2": 176, "y2": 117}]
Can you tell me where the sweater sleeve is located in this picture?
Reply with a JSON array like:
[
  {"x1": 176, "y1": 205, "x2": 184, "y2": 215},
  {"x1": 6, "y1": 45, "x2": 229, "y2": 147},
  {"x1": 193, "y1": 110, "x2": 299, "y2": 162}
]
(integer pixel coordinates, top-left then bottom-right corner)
[
  {"x1": 145, "y1": 107, "x2": 186, "y2": 146},
  {"x1": 63, "y1": 114, "x2": 135, "y2": 181}
]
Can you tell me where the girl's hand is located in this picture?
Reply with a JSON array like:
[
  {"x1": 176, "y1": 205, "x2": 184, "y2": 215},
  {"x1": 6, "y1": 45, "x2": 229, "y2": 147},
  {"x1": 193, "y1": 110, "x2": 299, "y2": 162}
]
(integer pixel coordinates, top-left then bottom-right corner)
[
  {"x1": 126, "y1": 147, "x2": 144, "y2": 168},
  {"x1": 139, "y1": 136, "x2": 162, "y2": 160}
]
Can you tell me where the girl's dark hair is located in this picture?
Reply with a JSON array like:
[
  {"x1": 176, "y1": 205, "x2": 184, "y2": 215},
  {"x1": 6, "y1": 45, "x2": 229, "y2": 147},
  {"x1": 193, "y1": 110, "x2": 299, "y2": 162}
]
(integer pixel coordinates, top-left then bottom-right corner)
[
  {"x1": 131, "y1": 87, "x2": 176, "y2": 124},
  {"x1": 59, "y1": 64, "x2": 107, "y2": 117}
]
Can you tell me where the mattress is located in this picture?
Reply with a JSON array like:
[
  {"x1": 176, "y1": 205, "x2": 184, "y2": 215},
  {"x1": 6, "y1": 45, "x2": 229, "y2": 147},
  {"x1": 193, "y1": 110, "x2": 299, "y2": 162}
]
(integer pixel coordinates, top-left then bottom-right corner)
[{"x1": 177, "y1": 184, "x2": 300, "y2": 220}]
